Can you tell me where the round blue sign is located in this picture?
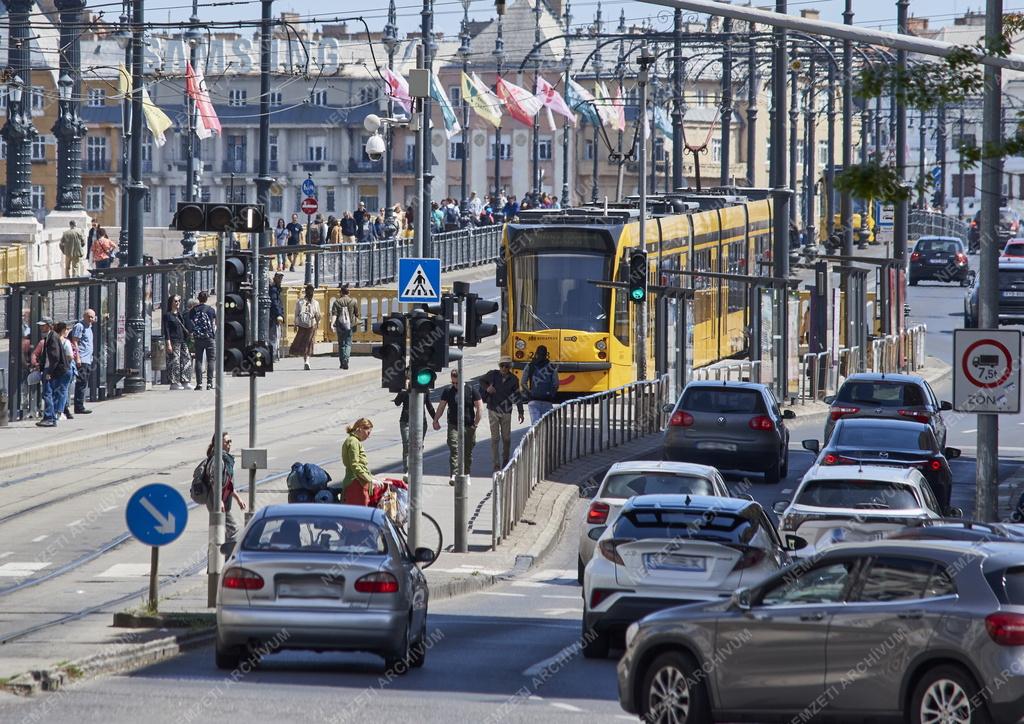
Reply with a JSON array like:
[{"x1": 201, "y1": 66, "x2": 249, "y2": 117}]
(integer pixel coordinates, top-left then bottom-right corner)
[
  {"x1": 301, "y1": 178, "x2": 317, "y2": 197},
  {"x1": 125, "y1": 483, "x2": 189, "y2": 547}
]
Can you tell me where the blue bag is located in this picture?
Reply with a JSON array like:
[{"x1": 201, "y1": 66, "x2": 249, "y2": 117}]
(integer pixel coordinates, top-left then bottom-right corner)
[{"x1": 286, "y1": 462, "x2": 332, "y2": 491}]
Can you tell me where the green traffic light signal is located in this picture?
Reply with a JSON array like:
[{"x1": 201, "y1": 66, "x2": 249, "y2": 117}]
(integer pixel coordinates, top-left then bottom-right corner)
[
  {"x1": 630, "y1": 287, "x2": 646, "y2": 301},
  {"x1": 413, "y1": 368, "x2": 436, "y2": 389}
]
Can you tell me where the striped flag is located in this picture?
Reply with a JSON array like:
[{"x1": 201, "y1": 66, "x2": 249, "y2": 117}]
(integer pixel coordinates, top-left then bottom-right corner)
[
  {"x1": 430, "y1": 71, "x2": 461, "y2": 139},
  {"x1": 462, "y1": 71, "x2": 502, "y2": 128},
  {"x1": 536, "y1": 76, "x2": 576, "y2": 126},
  {"x1": 383, "y1": 68, "x2": 413, "y2": 115},
  {"x1": 495, "y1": 76, "x2": 543, "y2": 127}
]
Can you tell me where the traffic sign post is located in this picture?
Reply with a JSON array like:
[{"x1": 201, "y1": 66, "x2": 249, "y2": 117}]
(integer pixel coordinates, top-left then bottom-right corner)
[
  {"x1": 953, "y1": 329, "x2": 1022, "y2": 413},
  {"x1": 300, "y1": 197, "x2": 318, "y2": 216},
  {"x1": 125, "y1": 483, "x2": 189, "y2": 613},
  {"x1": 301, "y1": 178, "x2": 317, "y2": 198},
  {"x1": 398, "y1": 257, "x2": 442, "y2": 303}
]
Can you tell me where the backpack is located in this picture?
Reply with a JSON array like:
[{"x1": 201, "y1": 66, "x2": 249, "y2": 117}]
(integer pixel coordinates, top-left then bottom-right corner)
[
  {"x1": 444, "y1": 206, "x2": 459, "y2": 225},
  {"x1": 296, "y1": 299, "x2": 315, "y2": 329},
  {"x1": 336, "y1": 301, "x2": 351, "y2": 331},
  {"x1": 190, "y1": 306, "x2": 215, "y2": 339},
  {"x1": 190, "y1": 458, "x2": 212, "y2": 504},
  {"x1": 46, "y1": 332, "x2": 69, "y2": 378},
  {"x1": 286, "y1": 462, "x2": 332, "y2": 491},
  {"x1": 526, "y1": 362, "x2": 557, "y2": 401}
]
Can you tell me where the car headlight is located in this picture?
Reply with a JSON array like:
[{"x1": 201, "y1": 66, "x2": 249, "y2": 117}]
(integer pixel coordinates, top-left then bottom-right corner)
[{"x1": 625, "y1": 622, "x2": 640, "y2": 649}]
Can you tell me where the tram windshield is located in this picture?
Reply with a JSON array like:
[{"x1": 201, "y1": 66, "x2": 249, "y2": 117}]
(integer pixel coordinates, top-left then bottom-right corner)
[{"x1": 512, "y1": 252, "x2": 611, "y2": 332}]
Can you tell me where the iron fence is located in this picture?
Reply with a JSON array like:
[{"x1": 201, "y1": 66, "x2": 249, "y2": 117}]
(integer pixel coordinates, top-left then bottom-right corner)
[
  {"x1": 909, "y1": 210, "x2": 969, "y2": 242},
  {"x1": 492, "y1": 374, "x2": 671, "y2": 547}
]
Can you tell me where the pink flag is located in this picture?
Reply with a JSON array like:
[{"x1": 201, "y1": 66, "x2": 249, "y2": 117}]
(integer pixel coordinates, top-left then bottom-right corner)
[
  {"x1": 495, "y1": 76, "x2": 543, "y2": 127},
  {"x1": 383, "y1": 68, "x2": 413, "y2": 115},
  {"x1": 186, "y1": 61, "x2": 221, "y2": 138},
  {"x1": 535, "y1": 76, "x2": 576, "y2": 127},
  {"x1": 612, "y1": 86, "x2": 626, "y2": 133}
]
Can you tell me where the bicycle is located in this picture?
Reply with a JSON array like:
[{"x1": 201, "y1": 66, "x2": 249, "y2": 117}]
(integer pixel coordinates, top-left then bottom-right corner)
[{"x1": 375, "y1": 479, "x2": 443, "y2": 569}]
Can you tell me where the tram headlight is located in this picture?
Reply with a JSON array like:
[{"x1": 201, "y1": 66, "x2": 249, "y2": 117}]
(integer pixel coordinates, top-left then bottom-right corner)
[
  {"x1": 595, "y1": 339, "x2": 607, "y2": 351},
  {"x1": 514, "y1": 338, "x2": 526, "y2": 351}
]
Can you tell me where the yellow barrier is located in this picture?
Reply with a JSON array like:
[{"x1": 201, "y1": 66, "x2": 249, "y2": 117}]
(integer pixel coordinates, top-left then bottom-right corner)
[{"x1": 0, "y1": 245, "x2": 28, "y2": 285}]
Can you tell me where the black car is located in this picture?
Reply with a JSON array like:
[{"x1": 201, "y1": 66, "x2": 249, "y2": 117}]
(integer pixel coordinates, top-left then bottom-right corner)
[
  {"x1": 887, "y1": 520, "x2": 1024, "y2": 542},
  {"x1": 907, "y1": 236, "x2": 969, "y2": 286},
  {"x1": 965, "y1": 262, "x2": 1024, "y2": 327},
  {"x1": 802, "y1": 417, "x2": 960, "y2": 513},
  {"x1": 968, "y1": 207, "x2": 1020, "y2": 252}
]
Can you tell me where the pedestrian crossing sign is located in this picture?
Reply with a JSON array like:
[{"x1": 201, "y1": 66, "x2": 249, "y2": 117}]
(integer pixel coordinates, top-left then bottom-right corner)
[{"x1": 398, "y1": 257, "x2": 442, "y2": 303}]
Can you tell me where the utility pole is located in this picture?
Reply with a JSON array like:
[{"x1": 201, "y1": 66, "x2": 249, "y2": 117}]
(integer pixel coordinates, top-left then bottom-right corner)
[
  {"x1": 788, "y1": 53, "x2": 799, "y2": 230},
  {"x1": 894, "y1": 0, "x2": 909, "y2": 271},
  {"x1": 840, "y1": 0, "x2": 854, "y2": 257},
  {"x1": 771, "y1": 0, "x2": 790, "y2": 398},
  {"x1": 54, "y1": 0, "x2": 87, "y2": 214},
  {"x1": 3, "y1": 0, "x2": 37, "y2": 218},
  {"x1": 719, "y1": 16, "x2": 733, "y2": 186},
  {"x1": 561, "y1": 0, "x2": 573, "y2": 208},
  {"x1": 958, "y1": 104, "x2": 965, "y2": 220},
  {"x1": 803, "y1": 58, "x2": 816, "y2": 249},
  {"x1": 383, "y1": 0, "x2": 399, "y2": 235},
  {"x1": 615, "y1": 10, "x2": 626, "y2": 203},
  {"x1": 422, "y1": 0, "x2": 435, "y2": 258},
  {"x1": 918, "y1": 109, "x2": 927, "y2": 210},
  {"x1": 124, "y1": 0, "x2": 147, "y2": 394},
  {"x1": 459, "y1": 0, "x2": 471, "y2": 213},
  {"x1": 637, "y1": 44, "x2": 654, "y2": 380},
  {"x1": 745, "y1": 32, "x2": 758, "y2": 188},
  {"x1": 207, "y1": 231, "x2": 226, "y2": 607},
  {"x1": 591, "y1": 2, "x2": 604, "y2": 204},
  {"x1": 976, "y1": 0, "x2": 1002, "y2": 522},
  {"x1": 936, "y1": 101, "x2": 947, "y2": 211},
  {"x1": 116, "y1": 4, "x2": 131, "y2": 263},
  {"x1": 672, "y1": 8, "x2": 684, "y2": 190},
  {"x1": 825, "y1": 44, "x2": 836, "y2": 243},
  {"x1": 858, "y1": 60, "x2": 871, "y2": 247},
  {"x1": 531, "y1": 0, "x2": 543, "y2": 201},
  {"x1": 493, "y1": 13, "x2": 505, "y2": 202},
  {"x1": 181, "y1": 2, "x2": 201, "y2": 255}
]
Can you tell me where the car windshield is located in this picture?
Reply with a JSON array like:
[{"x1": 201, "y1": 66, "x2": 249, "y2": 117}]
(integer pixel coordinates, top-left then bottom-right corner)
[
  {"x1": 1004, "y1": 244, "x2": 1024, "y2": 257},
  {"x1": 835, "y1": 425, "x2": 931, "y2": 450},
  {"x1": 1001, "y1": 209, "x2": 1018, "y2": 223},
  {"x1": 999, "y1": 269, "x2": 1024, "y2": 288},
  {"x1": 681, "y1": 388, "x2": 766, "y2": 414},
  {"x1": 836, "y1": 381, "x2": 925, "y2": 407},
  {"x1": 512, "y1": 252, "x2": 611, "y2": 332},
  {"x1": 796, "y1": 480, "x2": 920, "y2": 509},
  {"x1": 242, "y1": 515, "x2": 387, "y2": 555},
  {"x1": 613, "y1": 508, "x2": 760, "y2": 544},
  {"x1": 601, "y1": 472, "x2": 716, "y2": 498},
  {"x1": 916, "y1": 239, "x2": 960, "y2": 254}
]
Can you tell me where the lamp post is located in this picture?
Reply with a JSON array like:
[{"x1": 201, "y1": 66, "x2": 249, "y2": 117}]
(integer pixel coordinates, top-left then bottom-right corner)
[
  {"x1": 958, "y1": 104, "x2": 965, "y2": 219},
  {"x1": 591, "y1": 2, "x2": 603, "y2": 204},
  {"x1": 788, "y1": 52, "x2": 799, "y2": 229},
  {"x1": 894, "y1": 0, "x2": 910, "y2": 266},
  {"x1": 770, "y1": 0, "x2": 790, "y2": 397},
  {"x1": 840, "y1": 0, "x2": 854, "y2": 258},
  {"x1": 458, "y1": 0, "x2": 471, "y2": 213},
  {"x1": 54, "y1": 1, "x2": 87, "y2": 213},
  {"x1": 493, "y1": 13, "x2": 505, "y2": 202},
  {"x1": 672, "y1": 8, "x2": 684, "y2": 190},
  {"x1": 745, "y1": 33, "x2": 758, "y2": 187},
  {"x1": 825, "y1": 43, "x2": 836, "y2": 243},
  {"x1": 614, "y1": 10, "x2": 626, "y2": 202},
  {"x1": 935, "y1": 102, "x2": 947, "y2": 211},
  {"x1": 255, "y1": 0, "x2": 273, "y2": 342},
  {"x1": 802, "y1": 60, "x2": 816, "y2": 249},
  {"x1": 3, "y1": 0, "x2": 37, "y2": 218},
  {"x1": 182, "y1": 1, "x2": 202, "y2": 255},
  {"x1": 719, "y1": 16, "x2": 733, "y2": 186},
  {"x1": 561, "y1": 0, "x2": 572, "y2": 208},
  {"x1": 124, "y1": 0, "x2": 147, "y2": 394},
  {"x1": 115, "y1": 7, "x2": 132, "y2": 262},
  {"x1": 917, "y1": 109, "x2": 927, "y2": 209},
  {"x1": 383, "y1": 0, "x2": 399, "y2": 235}
]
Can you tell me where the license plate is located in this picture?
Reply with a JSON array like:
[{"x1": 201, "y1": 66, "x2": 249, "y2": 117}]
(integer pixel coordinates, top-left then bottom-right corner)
[
  {"x1": 697, "y1": 441, "x2": 737, "y2": 451},
  {"x1": 1004, "y1": 291, "x2": 1024, "y2": 297},
  {"x1": 929, "y1": 258, "x2": 947, "y2": 265},
  {"x1": 277, "y1": 581, "x2": 343, "y2": 599},
  {"x1": 645, "y1": 553, "x2": 707, "y2": 572}
]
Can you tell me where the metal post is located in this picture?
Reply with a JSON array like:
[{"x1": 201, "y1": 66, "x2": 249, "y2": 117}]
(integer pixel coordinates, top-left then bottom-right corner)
[
  {"x1": 719, "y1": 16, "x2": 733, "y2": 186},
  {"x1": 3, "y1": 0, "x2": 37, "y2": 217},
  {"x1": 804, "y1": 61, "x2": 817, "y2": 248},
  {"x1": 841, "y1": 0, "x2": 854, "y2": 256},
  {"x1": 976, "y1": 0, "x2": 1002, "y2": 522},
  {"x1": 918, "y1": 108, "x2": 927, "y2": 209},
  {"x1": 638, "y1": 44, "x2": 653, "y2": 380},
  {"x1": 894, "y1": 0, "x2": 909, "y2": 267},
  {"x1": 958, "y1": 105, "x2": 965, "y2": 220},
  {"x1": 825, "y1": 44, "x2": 836, "y2": 243},
  {"x1": 459, "y1": 2, "x2": 471, "y2": 213},
  {"x1": 493, "y1": 14, "x2": 504, "y2": 201},
  {"x1": 615, "y1": 10, "x2": 627, "y2": 203},
  {"x1": 531, "y1": 0, "x2": 543, "y2": 200},
  {"x1": 592, "y1": 3, "x2": 604, "y2": 204},
  {"x1": 124, "y1": 0, "x2": 147, "y2": 394},
  {"x1": 672, "y1": 8, "x2": 684, "y2": 190},
  {"x1": 561, "y1": 1, "x2": 572, "y2": 208},
  {"x1": 746, "y1": 33, "x2": 759, "y2": 188},
  {"x1": 208, "y1": 232, "x2": 227, "y2": 608},
  {"x1": 454, "y1": 297, "x2": 467, "y2": 552},
  {"x1": 789, "y1": 56, "x2": 799, "y2": 230},
  {"x1": 181, "y1": 2, "x2": 200, "y2": 255},
  {"x1": 408, "y1": 43, "x2": 427, "y2": 550},
  {"x1": 255, "y1": 0, "x2": 272, "y2": 344},
  {"x1": 858, "y1": 64, "x2": 871, "y2": 247},
  {"x1": 422, "y1": 0, "x2": 434, "y2": 257},
  {"x1": 383, "y1": 0, "x2": 399, "y2": 236},
  {"x1": 117, "y1": 3, "x2": 131, "y2": 263},
  {"x1": 771, "y1": 0, "x2": 790, "y2": 397},
  {"x1": 54, "y1": 0, "x2": 86, "y2": 213},
  {"x1": 936, "y1": 102, "x2": 947, "y2": 211}
]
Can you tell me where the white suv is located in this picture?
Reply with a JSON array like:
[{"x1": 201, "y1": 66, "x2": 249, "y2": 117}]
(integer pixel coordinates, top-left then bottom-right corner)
[
  {"x1": 774, "y1": 465, "x2": 944, "y2": 556},
  {"x1": 576, "y1": 461, "x2": 732, "y2": 584}
]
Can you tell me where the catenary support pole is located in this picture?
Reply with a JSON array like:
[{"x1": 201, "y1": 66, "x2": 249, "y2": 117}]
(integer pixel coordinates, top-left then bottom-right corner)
[
  {"x1": 208, "y1": 232, "x2": 227, "y2": 607},
  {"x1": 454, "y1": 296, "x2": 467, "y2": 552},
  {"x1": 841, "y1": 0, "x2": 854, "y2": 257},
  {"x1": 409, "y1": 42, "x2": 427, "y2": 550},
  {"x1": 638, "y1": 43, "x2": 652, "y2": 380},
  {"x1": 719, "y1": 16, "x2": 733, "y2": 186},
  {"x1": 672, "y1": 8, "x2": 684, "y2": 190},
  {"x1": 124, "y1": 0, "x2": 147, "y2": 394},
  {"x1": 893, "y1": 0, "x2": 909, "y2": 278},
  {"x1": 771, "y1": 0, "x2": 790, "y2": 398},
  {"x1": 746, "y1": 33, "x2": 758, "y2": 188}
]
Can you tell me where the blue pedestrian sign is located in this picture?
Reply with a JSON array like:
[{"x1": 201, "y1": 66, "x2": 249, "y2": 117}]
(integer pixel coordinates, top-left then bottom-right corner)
[
  {"x1": 125, "y1": 484, "x2": 188, "y2": 547},
  {"x1": 398, "y1": 257, "x2": 441, "y2": 303},
  {"x1": 301, "y1": 178, "x2": 317, "y2": 197}
]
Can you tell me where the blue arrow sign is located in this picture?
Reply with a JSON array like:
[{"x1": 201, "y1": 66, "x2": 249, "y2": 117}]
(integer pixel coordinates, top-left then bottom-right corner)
[
  {"x1": 301, "y1": 178, "x2": 317, "y2": 197},
  {"x1": 125, "y1": 484, "x2": 188, "y2": 547},
  {"x1": 398, "y1": 257, "x2": 442, "y2": 303},
  {"x1": 931, "y1": 166, "x2": 942, "y2": 181}
]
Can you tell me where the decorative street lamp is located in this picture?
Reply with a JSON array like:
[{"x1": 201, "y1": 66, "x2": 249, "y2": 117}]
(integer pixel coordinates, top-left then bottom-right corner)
[
  {"x1": 54, "y1": 0, "x2": 88, "y2": 213},
  {"x1": 492, "y1": 12, "x2": 506, "y2": 203},
  {"x1": 560, "y1": 0, "x2": 573, "y2": 209},
  {"x1": 382, "y1": 0, "x2": 399, "y2": 237},
  {"x1": 3, "y1": 0, "x2": 39, "y2": 218},
  {"x1": 116, "y1": 6, "x2": 133, "y2": 262},
  {"x1": 458, "y1": 0, "x2": 472, "y2": 214}
]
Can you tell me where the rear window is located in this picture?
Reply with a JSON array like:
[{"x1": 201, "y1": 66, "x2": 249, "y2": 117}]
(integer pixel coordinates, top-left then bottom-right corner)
[
  {"x1": 835, "y1": 425, "x2": 931, "y2": 450},
  {"x1": 242, "y1": 515, "x2": 386, "y2": 555},
  {"x1": 999, "y1": 269, "x2": 1024, "y2": 288},
  {"x1": 612, "y1": 507, "x2": 759, "y2": 544},
  {"x1": 916, "y1": 239, "x2": 960, "y2": 254},
  {"x1": 796, "y1": 480, "x2": 920, "y2": 509},
  {"x1": 681, "y1": 388, "x2": 766, "y2": 414},
  {"x1": 836, "y1": 381, "x2": 925, "y2": 407},
  {"x1": 601, "y1": 472, "x2": 716, "y2": 498},
  {"x1": 1003, "y1": 243, "x2": 1024, "y2": 257}
]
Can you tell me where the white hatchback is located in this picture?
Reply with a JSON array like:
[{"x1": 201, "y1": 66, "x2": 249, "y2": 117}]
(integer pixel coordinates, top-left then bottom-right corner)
[{"x1": 576, "y1": 461, "x2": 732, "y2": 583}]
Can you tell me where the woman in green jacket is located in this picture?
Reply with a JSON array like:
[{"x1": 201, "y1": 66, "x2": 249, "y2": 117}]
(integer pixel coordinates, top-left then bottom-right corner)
[{"x1": 342, "y1": 417, "x2": 380, "y2": 506}]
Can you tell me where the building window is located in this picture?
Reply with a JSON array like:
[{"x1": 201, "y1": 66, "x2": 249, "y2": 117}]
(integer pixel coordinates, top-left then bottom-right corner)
[
  {"x1": 226, "y1": 134, "x2": 247, "y2": 172},
  {"x1": 538, "y1": 138, "x2": 552, "y2": 161},
  {"x1": 31, "y1": 184, "x2": 44, "y2": 210},
  {"x1": 87, "y1": 88, "x2": 106, "y2": 107},
  {"x1": 86, "y1": 136, "x2": 108, "y2": 171},
  {"x1": 143, "y1": 189, "x2": 151, "y2": 213},
  {"x1": 358, "y1": 184, "x2": 379, "y2": 212},
  {"x1": 31, "y1": 86, "x2": 45, "y2": 114},
  {"x1": 326, "y1": 186, "x2": 336, "y2": 212},
  {"x1": 696, "y1": 90, "x2": 708, "y2": 107},
  {"x1": 141, "y1": 133, "x2": 153, "y2": 166},
  {"x1": 311, "y1": 90, "x2": 328, "y2": 106},
  {"x1": 31, "y1": 135, "x2": 47, "y2": 161},
  {"x1": 818, "y1": 140, "x2": 829, "y2": 166},
  {"x1": 169, "y1": 186, "x2": 177, "y2": 211},
  {"x1": 269, "y1": 91, "x2": 283, "y2": 107},
  {"x1": 227, "y1": 186, "x2": 246, "y2": 203},
  {"x1": 952, "y1": 173, "x2": 976, "y2": 198},
  {"x1": 449, "y1": 141, "x2": 465, "y2": 161},
  {"x1": 269, "y1": 133, "x2": 279, "y2": 171},
  {"x1": 307, "y1": 134, "x2": 326, "y2": 162},
  {"x1": 952, "y1": 133, "x2": 976, "y2": 149},
  {"x1": 86, "y1": 185, "x2": 104, "y2": 211},
  {"x1": 488, "y1": 134, "x2": 511, "y2": 160},
  {"x1": 270, "y1": 190, "x2": 283, "y2": 213},
  {"x1": 583, "y1": 139, "x2": 595, "y2": 161},
  {"x1": 228, "y1": 89, "x2": 247, "y2": 106},
  {"x1": 358, "y1": 86, "x2": 379, "y2": 105},
  {"x1": 711, "y1": 138, "x2": 721, "y2": 163},
  {"x1": 405, "y1": 139, "x2": 416, "y2": 163},
  {"x1": 448, "y1": 86, "x2": 461, "y2": 106}
]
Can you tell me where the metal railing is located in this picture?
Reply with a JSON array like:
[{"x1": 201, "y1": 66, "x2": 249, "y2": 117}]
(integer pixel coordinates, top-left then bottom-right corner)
[
  {"x1": 909, "y1": 210, "x2": 969, "y2": 242},
  {"x1": 870, "y1": 324, "x2": 928, "y2": 374},
  {"x1": 800, "y1": 350, "x2": 834, "y2": 403},
  {"x1": 689, "y1": 360, "x2": 763, "y2": 383},
  {"x1": 492, "y1": 374, "x2": 671, "y2": 547}
]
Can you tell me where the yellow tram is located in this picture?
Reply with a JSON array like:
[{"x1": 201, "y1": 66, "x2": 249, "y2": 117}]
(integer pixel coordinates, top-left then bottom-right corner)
[{"x1": 498, "y1": 191, "x2": 774, "y2": 396}]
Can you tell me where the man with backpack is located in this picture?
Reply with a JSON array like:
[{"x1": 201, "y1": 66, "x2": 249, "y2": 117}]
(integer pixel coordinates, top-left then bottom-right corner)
[
  {"x1": 329, "y1": 284, "x2": 359, "y2": 370},
  {"x1": 189, "y1": 290, "x2": 217, "y2": 390},
  {"x1": 522, "y1": 345, "x2": 559, "y2": 425},
  {"x1": 443, "y1": 200, "x2": 460, "y2": 232}
]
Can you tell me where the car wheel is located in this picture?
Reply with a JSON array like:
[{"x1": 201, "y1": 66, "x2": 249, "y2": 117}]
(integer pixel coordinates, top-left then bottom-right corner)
[
  {"x1": 577, "y1": 555, "x2": 585, "y2": 586},
  {"x1": 764, "y1": 455, "x2": 781, "y2": 485},
  {"x1": 215, "y1": 641, "x2": 243, "y2": 671},
  {"x1": 909, "y1": 665, "x2": 991, "y2": 724},
  {"x1": 581, "y1": 617, "x2": 610, "y2": 659},
  {"x1": 408, "y1": 616, "x2": 427, "y2": 669},
  {"x1": 640, "y1": 651, "x2": 712, "y2": 724},
  {"x1": 780, "y1": 448, "x2": 790, "y2": 479},
  {"x1": 384, "y1": 619, "x2": 412, "y2": 673}
]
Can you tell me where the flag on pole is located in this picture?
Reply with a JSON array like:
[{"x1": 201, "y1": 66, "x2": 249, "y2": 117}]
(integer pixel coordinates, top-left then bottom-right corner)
[
  {"x1": 654, "y1": 106, "x2": 674, "y2": 150},
  {"x1": 593, "y1": 81, "x2": 619, "y2": 131},
  {"x1": 612, "y1": 86, "x2": 626, "y2": 133},
  {"x1": 536, "y1": 76, "x2": 576, "y2": 126},
  {"x1": 186, "y1": 61, "x2": 221, "y2": 139},
  {"x1": 429, "y1": 71, "x2": 461, "y2": 139},
  {"x1": 119, "y1": 63, "x2": 174, "y2": 146},
  {"x1": 566, "y1": 79, "x2": 600, "y2": 127},
  {"x1": 383, "y1": 68, "x2": 413, "y2": 115},
  {"x1": 463, "y1": 71, "x2": 503, "y2": 127},
  {"x1": 495, "y1": 76, "x2": 543, "y2": 127}
]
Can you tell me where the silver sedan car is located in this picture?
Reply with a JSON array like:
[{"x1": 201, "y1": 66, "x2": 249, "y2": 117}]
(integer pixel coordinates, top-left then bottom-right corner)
[{"x1": 216, "y1": 504, "x2": 434, "y2": 671}]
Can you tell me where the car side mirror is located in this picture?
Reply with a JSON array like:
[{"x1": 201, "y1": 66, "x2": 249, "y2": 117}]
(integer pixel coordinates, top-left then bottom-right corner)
[
  {"x1": 587, "y1": 526, "x2": 607, "y2": 541},
  {"x1": 782, "y1": 409, "x2": 796, "y2": 420},
  {"x1": 413, "y1": 547, "x2": 435, "y2": 564},
  {"x1": 802, "y1": 439, "x2": 820, "y2": 454},
  {"x1": 946, "y1": 507, "x2": 964, "y2": 519},
  {"x1": 773, "y1": 500, "x2": 790, "y2": 514},
  {"x1": 823, "y1": 395, "x2": 835, "y2": 405},
  {"x1": 940, "y1": 400, "x2": 953, "y2": 411},
  {"x1": 944, "y1": 447, "x2": 961, "y2": 459},
  {"x1": 662, "y1": 403, "x2": 675, "y2": 414}
]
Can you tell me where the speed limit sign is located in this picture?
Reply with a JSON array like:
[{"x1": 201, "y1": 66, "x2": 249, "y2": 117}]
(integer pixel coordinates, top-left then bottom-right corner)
[{"x1": 953, "y1": 329, "x2": 1022, "y2": 413}]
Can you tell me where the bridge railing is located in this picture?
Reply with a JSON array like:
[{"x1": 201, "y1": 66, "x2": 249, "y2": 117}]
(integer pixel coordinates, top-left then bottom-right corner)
[
  {"x1": 491, "y1": 374, "x2": 670, "y2": 547},
  {"x1": 909, "y1": 210, "x2": 969, "y2": 242}
]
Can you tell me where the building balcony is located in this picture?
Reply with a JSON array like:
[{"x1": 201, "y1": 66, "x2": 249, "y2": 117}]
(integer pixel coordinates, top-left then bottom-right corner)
[
  {"x1": 392, "y1": 159, "x2": 416, "y2": 174},
  {"x1": 296, "y1": 161, "x2": 325, "y2": 172},
  {"x1": 349, "y1": 158, "x2": 383, "y2": 174},
  {"x1": 221, "y1": 159, "x2": 248, "y2": 174},
  {"x1": 83, "y1": 158, "x2": 111, "y2": 173}
]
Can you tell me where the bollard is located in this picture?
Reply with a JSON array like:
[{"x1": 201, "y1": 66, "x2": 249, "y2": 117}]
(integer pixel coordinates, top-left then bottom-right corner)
[{"x1": 454, "y1": 474, "x2": 469, "y2": 553}]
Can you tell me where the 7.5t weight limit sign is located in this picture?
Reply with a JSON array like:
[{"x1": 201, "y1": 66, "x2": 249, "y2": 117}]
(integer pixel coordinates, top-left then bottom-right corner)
[{"x1": 953, "y1": 329, "x2": 1022, "y2": 413}]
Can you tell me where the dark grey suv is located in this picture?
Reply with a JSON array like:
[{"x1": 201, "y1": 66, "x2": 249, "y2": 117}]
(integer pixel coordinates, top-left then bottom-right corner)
[
  {"x1": 617, "y1": 540, "x2": 1024, "y2": 723},
  {"x1": 662, "y1": 381, "x2": 795, "y2": 484},
  {"x1": 824, "y1": 372, "x2": 951, "y2": 447}
]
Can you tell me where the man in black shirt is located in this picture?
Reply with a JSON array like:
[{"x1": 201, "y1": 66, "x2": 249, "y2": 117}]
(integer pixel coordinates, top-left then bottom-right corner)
[
  {"x1": 393, "y1": 390, "x2": 437, "y2": 473},
  {"x1": 480, "y1": 356, "x2": 525, "y2": 471},
  {"x1": 285, "y1": 213, "x2": 303, "y2": 271},
  {"x1": 432, "y1": 369, "x2": 483, "y2": 483}
]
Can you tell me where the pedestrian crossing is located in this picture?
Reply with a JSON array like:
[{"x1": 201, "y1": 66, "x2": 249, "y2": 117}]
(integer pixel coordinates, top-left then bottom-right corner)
[{"x1": 0, "y1": 561, "x2": 51, "y2": 577}]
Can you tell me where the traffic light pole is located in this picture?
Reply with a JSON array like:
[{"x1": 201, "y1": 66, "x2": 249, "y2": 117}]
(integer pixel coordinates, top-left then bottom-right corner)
[
  {"x1": 454, "y1": 294, "x2": 468, "y2": 553},
  {"x1": 208, "y1": 232, "x2": 227, "y2": 608},
  {"x1": 408, "y1": 44, "x2": 427, "y2": 550},
  {"x1": 637, "y1": 44, "x2": 653, "y2": 381}
]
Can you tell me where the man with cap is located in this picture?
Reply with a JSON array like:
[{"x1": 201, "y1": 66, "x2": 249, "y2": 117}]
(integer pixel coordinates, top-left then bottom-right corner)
[
  {"x1": 479, "y1": 356, "x2": 525, "y2": 472},
  {"x1": 268, "y1": 272, "x2": 285, "y2": 360}
]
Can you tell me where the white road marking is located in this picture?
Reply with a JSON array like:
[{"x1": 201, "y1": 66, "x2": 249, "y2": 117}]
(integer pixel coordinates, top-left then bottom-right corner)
[
  {"x1": 963, "y1": 429, "x2": 977, "y2": 433},
  {"x1": 96, "y1": 563, "x2": 153, "y2": 578},
  {"x1": 299, "y1": 446, "x2": 315, "y2": 452},
  {"x1": 101, "y1": 505, "x2": 117, "y2": 513},
  {"x1": 31, "y1": 535, "x2": 48, "y2": 542},
  {"x1": 541, "y1": 594, "x2": 581, "y2": 600},
  {"x1": 522, "y1": 642, "x2": 586, "y2": 676},
  {"x1": 549, "y1": 703, "x2": 584, "y2": 713},
  {"x1": 0, "y1": 552, "x2": 12, "y2": 560},
  {"x1": 540, "y1": 608, "x2": 579, "y2": 617},
  {"x1": 0, "y1": 561, "x2": 50, "y2": 577},
  {"x1": 480, "y1": 591, "x2": 526, "y2": 597},
  {"x1": 67, "y1": 519, "x2": 83, "y2": 528}
]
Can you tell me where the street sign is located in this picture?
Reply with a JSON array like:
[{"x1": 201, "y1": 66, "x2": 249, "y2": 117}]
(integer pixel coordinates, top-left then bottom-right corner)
[
  {"x1": 301, "y1": 196, "x2": 318, "y2": 215},
  {"x1": 301, "y1": 178, "x2": 317, "y2": 197},
  {"x1": 125, "y1": 483, "x2": 188, "y2": 547},
  {"x1": 879, "y1": 204, "x2": 895, "y2": 229},
  {"x1": 953, "y1": 329, "x2": 1022, "y2": 414},
  {"x1": 398, "y1": 257, "x2": 442, "y2": 303}
]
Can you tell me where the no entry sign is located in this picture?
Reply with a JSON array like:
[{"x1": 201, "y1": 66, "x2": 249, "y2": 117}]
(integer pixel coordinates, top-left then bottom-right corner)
[
  {"x1": 953, "y1": 329, "x2": 1022, "y2": 413},
  {"x1": 301, "y1": 197, "x2": 318, "y2": 215}
]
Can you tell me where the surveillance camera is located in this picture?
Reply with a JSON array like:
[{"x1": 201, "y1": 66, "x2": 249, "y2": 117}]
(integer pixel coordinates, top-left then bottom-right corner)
[
  {"x1": 363, "y1": 113, "x2": 382, "y2": 133},
  {"x1": 365, "y1": 132, "x2": 386, "y2": 161}
]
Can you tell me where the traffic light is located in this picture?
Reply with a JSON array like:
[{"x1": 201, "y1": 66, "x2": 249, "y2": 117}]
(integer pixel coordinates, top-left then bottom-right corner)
[
  {"x1": 371, "y1": 313, "x2": 407, "y2": 393},
  {"x1": 243, "y1": 343, "x2": 273, "y2": 376},
  {"x1": 628, "y1": 249, "x2": 648, "y2": 303},
  {"x1": 427, "y1": 294, "x2": 464, "y2": 369},
  {"x1": 223, "y1": 255, "x2": 249, "y2": 375},
  {"x1": 173, "y1": 202, "x2": 266, "y2": 233},
  {"x1": 408, "y1": 312, "x2": 440, "y2": 391},
  {"x1": 464, "y1": 292, "x2": 498, "y2": 347}
]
